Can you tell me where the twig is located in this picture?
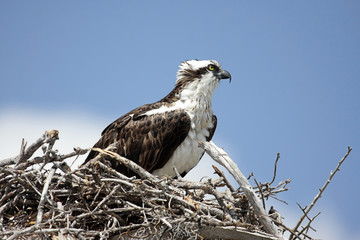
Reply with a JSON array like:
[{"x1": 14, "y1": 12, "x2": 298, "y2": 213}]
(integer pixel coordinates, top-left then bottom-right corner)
[
  {"x1": 199, "y1": 140, "x2": 283, "y2": 239},
  {"x1": 36, "y1": 166, "x2": 56, "y2": 224},
  {"x1": 0, "y1": 131, "x2": 48, "y2": 167},
  {"x1": 43, "y1": 131, "x2": 58, "y2": 162},
  {"x1": 269, "y1": 153, "x2": 280, "y2": 185},
  {"x1": 92, "y1": 185, "x2": 121, "y2": 212},
  {"x1": 269, "y1": 195, "x2": 288, "y2": 205},
  {"x1": 298, "y1": 211, "x2": 320, "y2": 236},
  {"x1": 254, "y1": 178, "x2": 266, "y2": 210},
  {"x1": 6, "y1": 212, "x2": 65, "y2": 240},
  {"x1": 173, "y1": 165, "x2": 183, "y2": 180},
  {"x1": 290, "y1": 146, "x2": 352, "y2": 240},
  {"x1": 212, "y1": 165, "x2": 235, "y2": 192},
  {"x1": 95, "y1": 160, "x2": 132, "y2": 181},
  {"x1": 14, "y1": 147, "x2": 88, "y2": 171},
  {"x1": 18, "y1": 138, "x2": 26, "y2": 164},
  {"x1": 92, "y1": 148, "x2": 157, "y2": 182},
  {"x1": 272, "y1": 220, "x2": 302, "y2": 240},
  {"x1": 160, "y1": 217, "x2": 172, "y2": 229}
]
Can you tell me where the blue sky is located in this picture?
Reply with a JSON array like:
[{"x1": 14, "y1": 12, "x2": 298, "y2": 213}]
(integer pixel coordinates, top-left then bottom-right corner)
[{"x1": 1, "y1": 1, "x2": 359, "y2": 239}]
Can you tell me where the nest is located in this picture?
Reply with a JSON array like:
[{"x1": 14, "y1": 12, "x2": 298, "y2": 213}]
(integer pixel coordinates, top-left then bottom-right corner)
[{"x1": 0, "y1": 130, "x2": 290, "y2": 240}]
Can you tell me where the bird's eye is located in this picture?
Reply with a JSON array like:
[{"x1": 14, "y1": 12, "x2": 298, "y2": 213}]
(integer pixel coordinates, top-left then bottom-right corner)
[{"x1": 208, "y1": 65, "x2": 215, "y2": 71}]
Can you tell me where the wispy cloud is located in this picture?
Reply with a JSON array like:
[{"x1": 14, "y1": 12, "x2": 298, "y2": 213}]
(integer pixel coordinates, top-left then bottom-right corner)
[{"x1": 0, "y1": 108, "x2": 104, "y2": 168}]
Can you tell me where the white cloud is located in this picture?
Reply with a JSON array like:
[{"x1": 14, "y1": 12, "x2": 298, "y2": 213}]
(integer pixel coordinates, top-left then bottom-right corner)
[
  {"x1": 0, "y1": 108, "x2": 105, "y2": 168},
  {"x1": 1, "y1": 108, "x2": 357, "y2": 240}
]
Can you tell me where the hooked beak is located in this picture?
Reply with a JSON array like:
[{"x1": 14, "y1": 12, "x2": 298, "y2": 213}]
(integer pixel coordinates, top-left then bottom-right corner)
[{"x1": 217, "y1": 70, "x2": 232, "y2": 83}]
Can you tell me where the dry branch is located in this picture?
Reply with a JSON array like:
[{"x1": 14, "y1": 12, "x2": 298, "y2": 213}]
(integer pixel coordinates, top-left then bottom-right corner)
[
  {"x1": 212, "y1": 165, "x2": 235, "y2": 192},
  {"x1": 289, "y1": 146, "x2": 352, "y2": 240},
  {"x1": 0, "y1": 130, "x2": 58, "y2": 168},
  {"x1": 92, "y1": 147, "x2": 157, "y2": 182},
  {"x1": 269, "y1": 153, "x2": 280, "y2": 185},
  {"x1": 199, "y1": 140, "x2": 283, "y2": 239},
  {"x1": 36, "y1": 166, "x2": 56, "y2": 224}
]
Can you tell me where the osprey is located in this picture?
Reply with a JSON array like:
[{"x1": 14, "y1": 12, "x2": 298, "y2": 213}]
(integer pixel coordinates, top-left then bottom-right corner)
[{"x1": 84, "y1": 60, "x2": 231, "y2": 178}]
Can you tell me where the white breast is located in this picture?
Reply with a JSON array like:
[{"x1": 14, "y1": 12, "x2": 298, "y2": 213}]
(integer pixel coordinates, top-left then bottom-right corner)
[{"x1": 152, "y1": 120, "x2": 213, "y2": 177}]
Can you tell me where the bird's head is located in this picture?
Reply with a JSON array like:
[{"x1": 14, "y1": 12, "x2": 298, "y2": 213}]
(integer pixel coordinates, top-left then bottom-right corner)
[
  {"x1": 177, "y1": 60, "x2": 231, "y2": 83},
  {"x1": 174, "y1": 60, "x2": 231, "y2": 101}
]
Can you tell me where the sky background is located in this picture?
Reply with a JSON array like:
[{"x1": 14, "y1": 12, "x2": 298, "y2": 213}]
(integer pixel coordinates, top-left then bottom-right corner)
[{"x1": 1, "y1": 1, "x2": 359, "y2": 239}]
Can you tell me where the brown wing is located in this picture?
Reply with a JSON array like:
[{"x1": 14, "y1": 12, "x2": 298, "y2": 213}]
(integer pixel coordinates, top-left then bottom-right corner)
[{"x1": 84, "y1": 109, "x2": 191, "y2": 177}]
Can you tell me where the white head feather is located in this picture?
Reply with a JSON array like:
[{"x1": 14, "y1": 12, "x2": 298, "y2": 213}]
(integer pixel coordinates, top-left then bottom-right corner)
[{"x1": 176, "y1": 60, "x2": 221, "y2": 81}]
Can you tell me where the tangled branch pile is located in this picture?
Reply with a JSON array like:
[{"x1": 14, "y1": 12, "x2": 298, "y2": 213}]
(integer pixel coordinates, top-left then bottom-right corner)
[{"x1": 0, "y1": 130, "x2": 351, "y2": 240}]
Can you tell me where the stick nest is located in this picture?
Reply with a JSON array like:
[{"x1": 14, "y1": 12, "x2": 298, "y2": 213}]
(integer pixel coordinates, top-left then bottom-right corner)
[{"x1": 0, "y1": 130, "x2": 288, "y2": 240}]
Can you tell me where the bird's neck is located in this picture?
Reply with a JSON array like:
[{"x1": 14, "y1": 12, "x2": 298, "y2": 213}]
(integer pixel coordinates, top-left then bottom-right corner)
[{"x1": 172, "y1": 79, "x2": 217, "y2": 127}]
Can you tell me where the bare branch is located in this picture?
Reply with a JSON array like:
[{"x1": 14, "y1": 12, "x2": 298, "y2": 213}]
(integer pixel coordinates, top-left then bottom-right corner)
[
  {"x1": 36, "y1": 166, "x2": 56, "y2": 224},
  {"x1": 269, "y1": 153, "x2": 280, "y2": 185},
  {"x1": 0, "y1": 130, "x2": 60, "y2": 168},
  {"x1": 198, "y1": 140, "x2": 283, "y2": 239},
  {"x1": 254, "y1": 177, "x2": 266, "y2": 210},
  {"x1": 92, "y1": 147, "x2": 157, "y2": 182},
  {"x1": 212, "y1": 165, "x2": 235, "y2": 192},
  {"x1": 290, "y1": 146, "x2": 352, "y2": 239}
]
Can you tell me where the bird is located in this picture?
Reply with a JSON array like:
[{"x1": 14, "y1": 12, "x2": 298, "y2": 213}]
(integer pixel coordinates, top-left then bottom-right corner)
[{"x1": 84, "y1": 60, "x2": 231, "y2": 178}]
